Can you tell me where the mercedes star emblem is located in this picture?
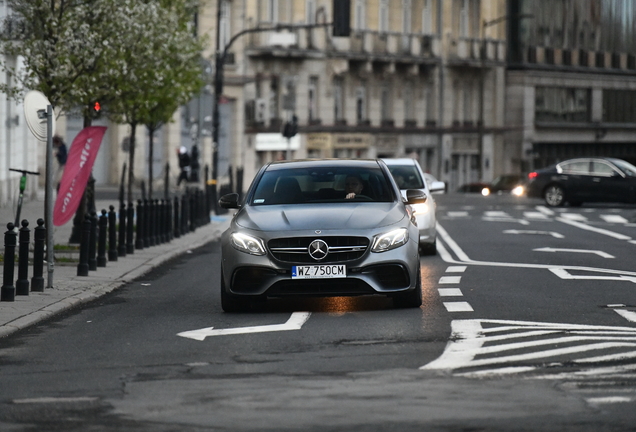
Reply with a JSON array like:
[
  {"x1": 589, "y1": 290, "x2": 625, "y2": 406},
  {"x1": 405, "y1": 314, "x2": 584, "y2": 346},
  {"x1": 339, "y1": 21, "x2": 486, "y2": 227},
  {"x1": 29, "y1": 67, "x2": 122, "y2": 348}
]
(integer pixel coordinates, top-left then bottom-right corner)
[{"x1": 308, "y1": 239, "x2": 328, "y2": 261}]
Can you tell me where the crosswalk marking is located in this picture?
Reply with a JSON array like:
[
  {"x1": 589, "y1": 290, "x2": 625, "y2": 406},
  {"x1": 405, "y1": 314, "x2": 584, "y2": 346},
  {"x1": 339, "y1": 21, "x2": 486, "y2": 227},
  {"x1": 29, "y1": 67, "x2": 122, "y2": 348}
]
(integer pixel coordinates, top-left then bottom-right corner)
[
  {"x1": 443, "y1": 302, "x2": 474, "y2": 312},
  {"x1": 439, "y1": 276, "x2": 461, "y2": 284},
  {"x1": 600, "y1": 214, "x2": 629, "y2": 224},
  {"x1": 421, "y1": 319, "x2": 636, "y2": 378},
  {"x1": 523, "y1": 212, "x2": 549, "y2": 220},
  {"x1": 438, "y1": 288, "x2": 463, "y2": 297},
  {"x1": 561, "y1": 213, "x2": 588, "y2": 221},
  {"x1": 445, "y1": 266, "x2": 467, "y2": 273}
]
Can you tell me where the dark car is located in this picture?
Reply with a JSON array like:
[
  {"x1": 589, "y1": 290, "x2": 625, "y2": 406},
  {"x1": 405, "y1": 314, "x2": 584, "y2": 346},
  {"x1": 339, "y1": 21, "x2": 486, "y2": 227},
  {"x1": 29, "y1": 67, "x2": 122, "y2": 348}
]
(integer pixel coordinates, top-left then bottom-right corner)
[
  {"x1": 218, "y1": 159, "x2": 424, "y2": 312},
  {"x1": 481, "y1": 174, "x2": 526, "y2": 196},
  {"x1": 526, "y1": 157, "x2": 636, "y2": 207}
]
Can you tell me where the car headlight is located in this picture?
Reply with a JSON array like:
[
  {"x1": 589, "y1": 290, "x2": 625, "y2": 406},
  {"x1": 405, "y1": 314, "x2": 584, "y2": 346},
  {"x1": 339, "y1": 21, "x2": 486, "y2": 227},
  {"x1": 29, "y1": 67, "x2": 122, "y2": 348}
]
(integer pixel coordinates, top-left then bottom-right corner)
[
  {"x1": 231, "y1": 232, "x2": 266, "y2": 255},
  {"x1": 481, "y1": 187, "x2": 491, "y2": 196},
  {"x1": 410, "y1": 202, "x2": 429, "y2": 215},
  {"x1": 371, "y1": 228, "x2": 409, "y2": 252},
  {"x1": 512, "y1": 185, "x2": 524, "y2": 196}
]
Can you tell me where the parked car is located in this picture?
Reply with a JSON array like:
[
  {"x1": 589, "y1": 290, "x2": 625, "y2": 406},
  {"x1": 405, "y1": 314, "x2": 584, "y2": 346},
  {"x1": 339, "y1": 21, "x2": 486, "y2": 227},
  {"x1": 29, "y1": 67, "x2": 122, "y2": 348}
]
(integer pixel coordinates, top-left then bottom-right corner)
[
  {"x1": 526, "y1": 157, "x2": 636, "y2": 207},
  {"x1": 481, "y1": 174, "x2": 526, "y2": 197},
  {"x1": 382, "y1": 158, "x2": 445, "y2": 255},
  {"x1": 456, "y1": 182, "x2": 490, "y2": 193},
  {"x1": 218, "y1": 159, "x2": 423, "y2": 312}
]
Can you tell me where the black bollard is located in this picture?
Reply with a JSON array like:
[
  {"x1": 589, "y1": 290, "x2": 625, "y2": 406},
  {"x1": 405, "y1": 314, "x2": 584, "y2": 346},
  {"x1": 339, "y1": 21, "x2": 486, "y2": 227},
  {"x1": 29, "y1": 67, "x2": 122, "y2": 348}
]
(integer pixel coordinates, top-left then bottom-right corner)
[
  {"x1": 88, "y1": 211, "x2": 98, "y2": 271},
  {"x1": 173, "y1": 196, "x2": 180, "y2": 238},
  {"x1": 190, "y1": 190, "x2": 196, "y2": 232},
  {"x1": 181, "y1": 193, "x2": 189, "y2": 235},
  {"x1": 150, "y1": 200, "x2": 157, "y2": 246},
  {"x1": 166, "y1": 199, "x2": 173, "y2": 242},
  {"x1": 77, "y1": 215, "x2": 91, "y2": 276},
  {"x1": 155, "y1": 200, "x2": 163, "y2": 245},
  {"x1": 159, "y1": 200, "x2": 166, "y2": 244},
  {"x1": 143, "y1": 199, "x2": 150, "y2": 248},
  {"x1": 118, "y1": 203, "x2": 127, "y2": 257},
  {"x1": 97, "y1": 210, "x2": 108, "y2": 267},
  {"x1": 1, "y1": 223, "x2": 17, "y2": 301},
  {"x1": 31, "y1": 219, "x2": 45, "y2": 292},
  {"x1": 108, "y1": 205, "x2": 118, "y2": 261},
  {"x1": 15, "y1": 220, "x2": 30, "y2": 295},
  {"x1": 135, "y1": 200, "x2": 144, "y2": 250},
  {"x1": 126, "y1": 202, "x2": 135, "y2": 254}
]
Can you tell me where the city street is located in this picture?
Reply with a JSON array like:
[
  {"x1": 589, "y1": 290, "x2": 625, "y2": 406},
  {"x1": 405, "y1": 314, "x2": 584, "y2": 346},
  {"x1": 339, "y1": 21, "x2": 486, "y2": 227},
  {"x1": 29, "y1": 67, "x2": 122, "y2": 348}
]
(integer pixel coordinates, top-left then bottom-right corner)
[{"x1": 1, "y1": 193, "x2": 636, "y2": 431}]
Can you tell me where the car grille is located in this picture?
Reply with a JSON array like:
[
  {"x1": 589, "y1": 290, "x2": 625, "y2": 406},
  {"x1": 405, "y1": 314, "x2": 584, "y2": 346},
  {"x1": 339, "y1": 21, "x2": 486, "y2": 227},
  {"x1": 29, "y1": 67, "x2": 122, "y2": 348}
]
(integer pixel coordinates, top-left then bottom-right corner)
[{"x1": 268, "y1": 236, "x2": 369, "y2": 263}]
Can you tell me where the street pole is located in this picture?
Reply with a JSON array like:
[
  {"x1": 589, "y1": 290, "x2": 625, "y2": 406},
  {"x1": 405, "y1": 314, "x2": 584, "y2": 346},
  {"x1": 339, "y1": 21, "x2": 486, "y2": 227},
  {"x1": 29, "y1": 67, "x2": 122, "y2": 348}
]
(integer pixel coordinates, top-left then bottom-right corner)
[
  {"x1": 210, "y1": 2, "x2": 223, "y2": 215},
  {"x1": 45, "y1": 105, "x2": 54, "y2": 288}
]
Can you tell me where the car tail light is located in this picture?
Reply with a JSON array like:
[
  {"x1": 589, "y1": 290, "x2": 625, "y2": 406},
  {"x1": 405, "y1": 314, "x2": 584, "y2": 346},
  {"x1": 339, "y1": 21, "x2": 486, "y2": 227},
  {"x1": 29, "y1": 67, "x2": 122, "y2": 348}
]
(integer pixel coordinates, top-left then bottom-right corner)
[{"x1": 528, "y1": 172, "x2": 538, "y2": 179}]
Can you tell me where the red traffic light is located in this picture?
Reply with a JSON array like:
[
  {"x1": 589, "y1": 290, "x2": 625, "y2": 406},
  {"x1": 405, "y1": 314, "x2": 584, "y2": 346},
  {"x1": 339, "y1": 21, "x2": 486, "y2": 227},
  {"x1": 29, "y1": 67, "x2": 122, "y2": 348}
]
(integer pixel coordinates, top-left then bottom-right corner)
[{"x1": 93, "y1": 101, "x2": 101, "y2": 112}]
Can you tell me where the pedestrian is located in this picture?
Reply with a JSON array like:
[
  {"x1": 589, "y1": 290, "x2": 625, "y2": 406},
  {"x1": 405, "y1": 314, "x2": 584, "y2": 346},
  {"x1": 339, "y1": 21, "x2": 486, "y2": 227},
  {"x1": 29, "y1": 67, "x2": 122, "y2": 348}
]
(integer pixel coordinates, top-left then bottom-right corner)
[
  {"x1": 53, "y1": 135, "x2": 67, "y2": 191},
  {"x1": 189, "y1": 143, "x2": 200, "y2": 183},
  {"x1": 177, "y1": 146, "x2": 191, "y2": 186}
]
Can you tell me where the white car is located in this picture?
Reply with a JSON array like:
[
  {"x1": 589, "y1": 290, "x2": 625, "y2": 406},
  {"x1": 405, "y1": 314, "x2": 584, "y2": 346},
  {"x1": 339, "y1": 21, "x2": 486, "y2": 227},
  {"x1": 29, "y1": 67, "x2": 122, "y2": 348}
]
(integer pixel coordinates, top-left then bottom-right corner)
[{"x1": 382, "y1": 158, "x2": 445, "y2": 255}]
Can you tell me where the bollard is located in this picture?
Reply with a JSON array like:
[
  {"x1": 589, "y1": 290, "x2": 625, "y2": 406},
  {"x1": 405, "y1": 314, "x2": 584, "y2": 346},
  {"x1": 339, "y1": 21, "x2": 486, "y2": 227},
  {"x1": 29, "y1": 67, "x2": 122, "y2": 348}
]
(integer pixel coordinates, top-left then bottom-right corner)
[
  {"x1": 88, "y1": 211, "x2": 98, "y2": 271},
  {"x1": 166, "y1": 198, "x2": 173, "y2": 242},
  {"x1": 15, "y1": 220, "x2": 30, "y2": 295},
  {"x1": 97, "y1": 210, "x2": 108, "y2": 267},
  {"x1": 147, "y1": 199, "x2": 155, "y2": 247},
  {"x1": 156, "y1": 200, "x2": 163, "y2": 245},
  {"x1": 77, "y1": 215, "x2": 91, "y2": 276},
  {"x1": 1, "y1": 223, "x2": 17, "y2": 301},
  {"x1": 143, "y1": 199, "x2": 150, "y2": 248},
  {"x1": 173, "y1": 196, "x2": 180, "y2": 238},
  {"x1": 108, "y1": 205, "x2": 118, "y2": 261},
  {"x1": 31, "y1": 219, "x2": 45, "y2": 292},
  {"x1": 118, "y1": 203, "x2": 127, "y2": 257},
  {"x1": 160, "y1": 200, "x2": 167, "y2": 243},
  {"x1": 181, "y1": 193, "x2": 189, "y2": 235},
  {"x1": 126, "y1": 202, "x2": 135, "y2": 254},
  {"x1": 190, "y1": 190, "x2": 196, "y2": 232},
  {"x1": 135, "y1": 200, "x2": 144, "y2": 250}
]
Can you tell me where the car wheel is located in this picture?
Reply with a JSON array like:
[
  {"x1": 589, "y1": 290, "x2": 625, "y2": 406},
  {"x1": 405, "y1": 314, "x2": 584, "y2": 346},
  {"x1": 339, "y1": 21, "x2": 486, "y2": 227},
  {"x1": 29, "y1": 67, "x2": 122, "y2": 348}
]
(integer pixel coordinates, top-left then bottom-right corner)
[
  {"x1": 220, "y1": 270, "x2": 251, "y2": 312},
  {"x1": 420, "y1": 239, "x2": 437, "y2": 256},
  {"x1": 543, "y1": 184, "x2": 565, "y2": 207},
  {"x1": 393, "y1": 265, "x2": 422, "y2": 308}
]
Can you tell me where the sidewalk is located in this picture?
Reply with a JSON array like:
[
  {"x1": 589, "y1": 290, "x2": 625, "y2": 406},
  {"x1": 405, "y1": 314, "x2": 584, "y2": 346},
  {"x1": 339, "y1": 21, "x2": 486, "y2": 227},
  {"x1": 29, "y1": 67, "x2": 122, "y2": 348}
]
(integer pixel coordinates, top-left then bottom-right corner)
[{"x1": 0, "y1": 187, "x2": 230, "y2": 338}]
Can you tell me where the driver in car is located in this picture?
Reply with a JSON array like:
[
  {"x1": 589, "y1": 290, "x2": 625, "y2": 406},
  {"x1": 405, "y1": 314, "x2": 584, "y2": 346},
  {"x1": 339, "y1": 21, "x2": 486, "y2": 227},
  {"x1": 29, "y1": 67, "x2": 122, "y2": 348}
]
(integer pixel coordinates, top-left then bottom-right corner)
[{"x1": 345, "y1": 174, "x2": 364, "y2": 199}]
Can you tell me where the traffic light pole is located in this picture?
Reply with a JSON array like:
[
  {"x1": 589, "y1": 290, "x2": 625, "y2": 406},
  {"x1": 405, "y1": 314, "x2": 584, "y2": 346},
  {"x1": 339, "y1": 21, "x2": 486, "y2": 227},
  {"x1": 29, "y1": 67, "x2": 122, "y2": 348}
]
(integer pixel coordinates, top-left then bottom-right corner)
[{"x1": 210, "y1": 18, "x2": 333, "y2": 214}]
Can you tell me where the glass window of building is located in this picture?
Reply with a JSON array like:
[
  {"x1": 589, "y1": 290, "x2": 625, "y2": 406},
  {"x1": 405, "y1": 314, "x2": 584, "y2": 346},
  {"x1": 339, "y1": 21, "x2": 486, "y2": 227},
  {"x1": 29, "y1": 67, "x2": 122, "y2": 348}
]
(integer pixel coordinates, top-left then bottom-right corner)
[
  {"x1": 354, "y1": 0, "x2": 366, "y2": 31},
  {"x1": 308, "y1": 76, "x2": 318, "y2": 123},
  {"x1": 422, "y1": 0, "x2": 433, "y2": 34},
  {"x1": 356, "y1": 83, "x2": 367, "y2": 124},
  {"x1": 381, "y1": 82, "x2": 392, "y2": 122},
  {"x1": 269, "y1": 76, "x2": 279, "y2": 121},
  {"x1": 402, "y1": 0, "x2": 412, "y2": 34},
  {"x1": 404, "y1": 81, "x2": 415, "y2": 122},
  {"x1": 379, "y1": 0, "x2": 389, "y2": 33},
  {"x1": 306, "y1": 0, "x2": 316, "y2": 24},
  {"x1": 219, "y1": 0, "x2": 231, "y2": 50},
  {"x1": 603, "y1": 89, "x2": 636, "y2": 123},
  {"x1": 535, "y1": 87, "x2": 590, "y2": 123},
  {"x1": 334, "y1": 77, "x2": 345, "y2": 123}
]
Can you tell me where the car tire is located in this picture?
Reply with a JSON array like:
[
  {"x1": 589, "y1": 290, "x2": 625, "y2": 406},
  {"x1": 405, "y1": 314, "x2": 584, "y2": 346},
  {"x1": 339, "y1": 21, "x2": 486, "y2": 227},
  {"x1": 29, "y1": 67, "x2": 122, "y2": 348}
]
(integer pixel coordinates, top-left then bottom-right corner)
[
  {"x1": 420, "y1": 239, "x2": 437, "y2": 256},
  {"x1": 393, "y1": 265, "x2": 422, "y2": 308},
  {"x1": 220, "y1": 270, "x2": 251, "y2": 312},
  {"x1": 543, "y1": 184, "x2": 565, "y2": 207}
]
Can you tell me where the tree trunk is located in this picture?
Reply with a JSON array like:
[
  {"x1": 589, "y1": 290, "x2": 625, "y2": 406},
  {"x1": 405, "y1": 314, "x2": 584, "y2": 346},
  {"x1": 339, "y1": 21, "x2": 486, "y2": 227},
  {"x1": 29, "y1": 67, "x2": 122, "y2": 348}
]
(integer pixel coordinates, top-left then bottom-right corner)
[{"x1": 127, "y1": 122, "x2": 137, "y2": 204}]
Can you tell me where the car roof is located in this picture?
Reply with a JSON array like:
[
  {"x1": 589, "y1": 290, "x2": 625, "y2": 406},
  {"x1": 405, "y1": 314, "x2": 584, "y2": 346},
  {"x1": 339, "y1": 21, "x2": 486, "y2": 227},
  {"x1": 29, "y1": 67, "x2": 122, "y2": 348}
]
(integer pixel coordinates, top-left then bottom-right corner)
[
  {"x1": 265, "y1": 158, "x2": 385, "y2": 171},
  {"x1": 381, "y1": 158, "x2": 418, "y2": 166}
]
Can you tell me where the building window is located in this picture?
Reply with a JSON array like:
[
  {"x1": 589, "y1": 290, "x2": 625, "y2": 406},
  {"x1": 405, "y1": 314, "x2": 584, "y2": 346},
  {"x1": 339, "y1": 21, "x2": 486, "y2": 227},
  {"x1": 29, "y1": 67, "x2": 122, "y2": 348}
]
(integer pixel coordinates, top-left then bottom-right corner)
[
  {"x1": 452, "y1": 80, "x2": 461, "y2": 124},
  {"x1": 463, "y1": 80, "x2": 473, "y2": 124},
  {"x1": 603, "y1": 89, "x2": 636, "y2": 123},
  {"x1": 266, "y1": 0, "x2": 278, "y2": 23},
  {"x1": 458, "y1": 0, "x2": 469, "y2": 37},
  {"x1": 356, "y1": 83, "x2": 367, "y2": 124},
  {"x1": 354, "y1": 0, "x2": 366, "y2": 31},
  {"x1": 269, "y1": 76, "x2": 279, "y2": 121},
  {"x1": 402, "y1": 0, "x2": 412, "y2": 34},
  {"x1": 425, "y1": 81, "x2": 435, "y2": 125},
  {"x1": 308, "y1": 76, "x2": 318, "y2": 122},
  {"x1": 535, "y1": 87, "x2": 591, "y2": 123},
  {"x1": 381, "y1": 82, "x2": 392, "y2": 122},
  {"x1": 306, "y1": 0, "x2": 316, "y2": 24},
  {"x1": 334, "y1": 77, "x2": 345, "y2": 122},
  {"x1": 379, "y1": 0, "x2": 389, "y2": 33},
  {"x1": 404, "y1": 81, "x2": 415, "y2": 122},
  {"x1": 422, "y1": 0, "x2": 433, "y2": 34}
]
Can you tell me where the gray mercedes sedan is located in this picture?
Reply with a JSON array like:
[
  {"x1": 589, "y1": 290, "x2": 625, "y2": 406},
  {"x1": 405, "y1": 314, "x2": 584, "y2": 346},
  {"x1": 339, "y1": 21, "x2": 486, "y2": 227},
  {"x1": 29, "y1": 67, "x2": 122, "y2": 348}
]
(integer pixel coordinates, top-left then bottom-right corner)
[{"x1": 218, "y1": 159, "x2": 424, "y2": 312}]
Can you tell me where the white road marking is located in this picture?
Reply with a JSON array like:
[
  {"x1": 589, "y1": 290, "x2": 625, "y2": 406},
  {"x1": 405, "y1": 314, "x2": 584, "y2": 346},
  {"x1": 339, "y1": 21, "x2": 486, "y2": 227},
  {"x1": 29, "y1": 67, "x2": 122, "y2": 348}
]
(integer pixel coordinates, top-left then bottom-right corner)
[
  {"x1": 485, "y1": 211, "x2": 510, "y2": 218},
  {"x1": 536, "y1": 206, "x2": 555, "y2": 216},
  {"x1": 561, "y1": 213, "x2": 588, "y2": 221},
  {"x1": 523, "y1": 212, "x2": 550, "y2": 220},
  {"x1": 446, "y1": 266, "x2": 467, "y2": 273},
  {"x1": 482, "y1": 217, "x2": 530, "y2": 225},
  {"x1": 504, "y1": 229, "x2": 564, "y2": 238},
  {"x1": 437, "y1": 223, "x2": 636, "y2": 280},
  {"x1": 438, "y1": 288, "x2": 463, "y2": 297},
  {"x1": 177, "y1": 312, "x2": 311, "y2": 341},
  {"x1": 614, "y1": 309, "x2": 636, "y2": 323},
  {"x1": 447, "y1": 211, "x2": 469, "y2": 218},
  {"x1": 533, "y1": 247, "x2": 614, "y2": 259},
  {"x1": 420, "y1": 319, "x2": 636, "y2": 376},
  {"x1": 443, "y1": 302, "x2": 474, "y2": 312},
  {"x1": 600, "y1": 214, "x2": 629, "y2": 224},
  {"x1": 439, "y1": 276, "x2": 461, "y2": 284},
  {"x1": 549, "y1": 268, "x2": 636, "y2": 283},
  {"x1": 586, "y1": 396, "x2": 633, "y2": 404},
  {"x1": 556, "y1": 217, "x2": 631, "y2": 240}
]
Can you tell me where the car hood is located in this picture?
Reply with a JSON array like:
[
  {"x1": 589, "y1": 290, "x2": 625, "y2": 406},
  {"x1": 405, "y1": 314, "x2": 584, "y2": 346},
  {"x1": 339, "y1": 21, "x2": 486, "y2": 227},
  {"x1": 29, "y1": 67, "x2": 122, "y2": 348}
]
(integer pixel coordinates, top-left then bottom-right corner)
[{"x1": 235, "y1": 203, "x2": 406, "y2": 232}]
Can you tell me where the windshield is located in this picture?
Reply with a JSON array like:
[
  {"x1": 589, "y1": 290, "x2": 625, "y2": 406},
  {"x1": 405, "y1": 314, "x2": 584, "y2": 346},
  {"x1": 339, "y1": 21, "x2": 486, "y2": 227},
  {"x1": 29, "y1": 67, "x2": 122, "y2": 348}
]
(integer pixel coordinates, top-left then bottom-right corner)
[
  {"x1": 250, "y1": 166, "x2": 394, "y2": 205},
  {"x1": 610, "y1": 158, "x2": 636, "y2": 177},
  {"x1": 386, "y1": 165, "x2": 424, "y2": 189}
]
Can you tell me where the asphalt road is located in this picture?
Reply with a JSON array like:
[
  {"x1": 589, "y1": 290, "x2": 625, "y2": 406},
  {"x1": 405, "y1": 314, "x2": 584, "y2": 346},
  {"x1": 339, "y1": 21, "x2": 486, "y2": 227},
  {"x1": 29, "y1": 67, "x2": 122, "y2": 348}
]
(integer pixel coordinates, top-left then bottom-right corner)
[{"x1": 0, "y1": 193, "x2": 635, "y2": 431}]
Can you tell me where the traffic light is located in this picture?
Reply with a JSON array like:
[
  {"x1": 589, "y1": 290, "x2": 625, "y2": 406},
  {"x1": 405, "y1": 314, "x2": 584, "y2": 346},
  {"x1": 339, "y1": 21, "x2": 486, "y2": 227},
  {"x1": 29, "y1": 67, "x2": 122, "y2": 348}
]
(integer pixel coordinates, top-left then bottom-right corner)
[
  {"x1": 91, "y1": 101, "x2": 102, "y2": 119},
  {"x1": 282, "y1": 115, "x2": 298, "y2": 139},
  {"x1": 333, "y1": 0, "x2": 351, "y2": 37}
]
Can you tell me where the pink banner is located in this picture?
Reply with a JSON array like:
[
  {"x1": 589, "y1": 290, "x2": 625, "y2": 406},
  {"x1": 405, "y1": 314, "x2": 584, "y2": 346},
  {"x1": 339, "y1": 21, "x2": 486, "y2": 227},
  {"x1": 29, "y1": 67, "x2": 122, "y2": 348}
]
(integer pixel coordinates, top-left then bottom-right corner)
[{"x1": 53, "y1": 126, "x2": 107, "y2": 226}]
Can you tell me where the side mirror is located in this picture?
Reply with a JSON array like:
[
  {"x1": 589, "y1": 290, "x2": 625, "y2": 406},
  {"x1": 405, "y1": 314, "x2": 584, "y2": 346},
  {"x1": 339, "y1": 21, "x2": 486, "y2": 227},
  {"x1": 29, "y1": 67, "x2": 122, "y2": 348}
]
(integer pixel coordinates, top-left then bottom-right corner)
[
  {"x1": 406, "y1": 189, "x2": 427, "y2": 204},
  {"x1": 219, "y1": 193, "x2": 240, "y2": 209}
]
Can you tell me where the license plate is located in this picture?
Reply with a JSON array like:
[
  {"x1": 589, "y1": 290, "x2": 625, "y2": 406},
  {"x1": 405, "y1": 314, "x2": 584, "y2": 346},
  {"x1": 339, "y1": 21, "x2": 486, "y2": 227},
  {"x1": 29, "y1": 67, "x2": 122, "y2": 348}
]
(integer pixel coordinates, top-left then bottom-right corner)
[{"x1": 292, "y1": 265, "x2": 346, "y2": 279}]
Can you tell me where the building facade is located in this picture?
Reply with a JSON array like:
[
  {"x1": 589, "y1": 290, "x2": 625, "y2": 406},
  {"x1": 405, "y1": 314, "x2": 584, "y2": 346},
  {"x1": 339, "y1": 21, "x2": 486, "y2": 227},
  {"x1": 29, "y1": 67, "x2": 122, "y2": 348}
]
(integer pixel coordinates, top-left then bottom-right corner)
[{"x1": 505, "y1": 0, "x2": 636, "y2": 174}]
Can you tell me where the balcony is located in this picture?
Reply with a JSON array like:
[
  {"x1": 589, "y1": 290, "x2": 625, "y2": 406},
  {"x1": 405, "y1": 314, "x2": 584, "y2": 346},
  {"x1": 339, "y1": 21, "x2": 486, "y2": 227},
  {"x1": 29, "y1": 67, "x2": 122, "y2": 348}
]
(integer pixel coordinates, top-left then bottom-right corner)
[{"x1": 448, "y1": 37, "x2": 506, "y2": 66}]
